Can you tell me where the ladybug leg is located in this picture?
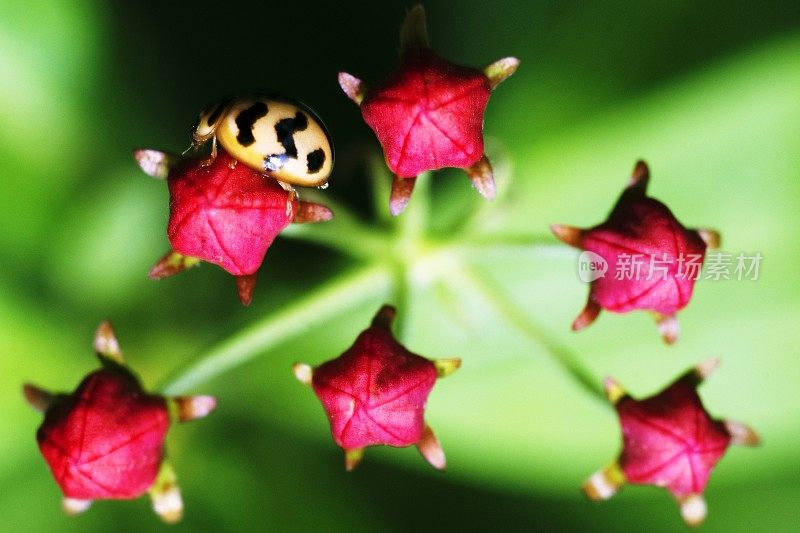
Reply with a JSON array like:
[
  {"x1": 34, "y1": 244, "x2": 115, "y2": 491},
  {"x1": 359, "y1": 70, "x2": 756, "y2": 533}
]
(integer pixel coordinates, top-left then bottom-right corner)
[
  {"x1": 197, "y1": 137, "x2": 218, "y2": 168},
  {"x1": 277, "y1": 180, "x2": 297, "y2": 197},
  {"x1": 276, "y1": 181, "x2": 297, "y2": 215}
]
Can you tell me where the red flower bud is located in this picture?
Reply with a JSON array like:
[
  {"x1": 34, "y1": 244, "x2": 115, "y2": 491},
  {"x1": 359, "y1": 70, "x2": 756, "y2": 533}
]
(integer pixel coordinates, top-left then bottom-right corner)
[
  {"x1": 294, "y1": 305, "x2": 460, "y2": 470},
  {"x1": 551, "y1": 161, "x2": 720, "y2": 343},
  {"x1": 37, "y1": 369, "x2": 168, "y2": 500},
  {"x1": 167, "y1": 149, "x2": 295, "y2": 277},
  {"x1": 24, "y1": 322, "x2": 216, "y2": 522},
  {"x1": 134, "y1": 147, "x2": 332, "y2": 305},
  {"x1": 583, "y1": 359, "x2": 759, "y2": 526},
  {"x1": 339, "y1": 5, "x2": 519, "y2": 215}
]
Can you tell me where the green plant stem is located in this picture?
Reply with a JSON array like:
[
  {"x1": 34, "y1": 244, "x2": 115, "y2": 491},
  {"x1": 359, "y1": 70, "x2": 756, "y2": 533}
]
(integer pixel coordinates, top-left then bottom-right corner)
[
  {"x1": 386, "y1": 172, "x2": 431, "y2": 341},
  {"x1": 368, "y1": 154, "x2": 394, "y2": 225},
  {"x1": 389, "y1": 261, "x2": 411, "y2": 341},
  {"x1": 445, "y1": 261, "x2": 606, "y2": 403},
  {"x1": 456, "y1": 233, "x2": 565, "y2": 250},
  {"x1": 159, "y1": 263, "x2": 392, "y2": 394},
  {"x1": 396, "y1": 172, "x2": 430, "y2": 241},
  {"x1": 281, "y1": 196, "x2": 389, "y2": 261}
]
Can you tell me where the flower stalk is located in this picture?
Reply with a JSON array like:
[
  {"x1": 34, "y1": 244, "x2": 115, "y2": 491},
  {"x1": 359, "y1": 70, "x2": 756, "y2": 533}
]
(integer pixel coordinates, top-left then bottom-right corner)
[{"x1": 160, "y1": 264, "x2": 392, "y2": 395}]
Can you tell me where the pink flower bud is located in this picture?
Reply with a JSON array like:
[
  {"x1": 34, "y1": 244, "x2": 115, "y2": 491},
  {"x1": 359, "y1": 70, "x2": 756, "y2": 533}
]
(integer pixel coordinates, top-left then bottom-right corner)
[
  {"x1": 551, "y1": 161, "x2": 720, "y2": 343},
  {"x1": 360, "y1": 48, "x2": 490, "y2": 179},
  {"x1": 339, "y1": 6, "x2": 519, "y2": 214},
  {"x1": 36, "y1": 369, "x2": 169, "y2": 500},
  {"x1": 166, "y1": 148, "x2": 295, "y2": 276},
  {"x1": 135, "y1": 147, "x2": 332, "y2": 305},
  {"x1": 294, "y1": 305, "x2": 460, "y2": 470},
  {"x1": 583, "y1": 359, "x2": 759, "y2": 526},
  {"x1": 24, "y1": 322, "x2": 217, "y2": 522}
]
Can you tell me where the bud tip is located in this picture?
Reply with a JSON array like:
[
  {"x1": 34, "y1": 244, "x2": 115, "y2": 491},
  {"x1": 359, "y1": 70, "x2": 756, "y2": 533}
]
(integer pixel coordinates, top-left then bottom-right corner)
[
  {"x1": 679, "y1": 494, "x2": 707, "y2": 527},
  {"x1": 390, "y1": 176, "x2": 416, "y2": 216},
  {"x1": 433, "y1": 358, "x2": 461, "y2": 378},
  {"x1": 465, "y1": 155, "x2": 496, "y2": 200},
  {"x1": 173, "y1": 395, "x2": 217, "y2": 422},
  {"x1": 62, "y1": 497, "x2": 92, "y2": 515},
  {"x1": 696, "y1": 357, "x2": 721, "y2": 380},
  {"x1": 417, "y1": 425, "x2": 446, "y2": 470},
  {"x1": 655, "y1": 313, "x2": 680, "y2": 345},
  {"x1": 134, "y1": 149, "x2": 173, "y2": 179},
  {"x1": 344, "y1": 448, "x2": 365, "y2": 471},
  {"x1": 293, "y1": 363, "x2": 314, "y2": 386},
  {"x1": 725, "y1": 420, "x2": 760, "y2": 447},
  {"x1": 94, "y1": 321, "x2": 125, "y2": 364},
  {"x1": 550, "y1": 224, "x2": 585, "y2": 248},
  {"x1": 603, "y1": 377, "x2": 626, "y2": 404},
  {"x1": 152, "y1": 485, "x2": 183, "y2": 524},
  {"x1": 582, "y1": 465, "x2": 624, "y2": 501},
  {"x1": 338, "y1": 72, "x2": 366, "y2": 105}
]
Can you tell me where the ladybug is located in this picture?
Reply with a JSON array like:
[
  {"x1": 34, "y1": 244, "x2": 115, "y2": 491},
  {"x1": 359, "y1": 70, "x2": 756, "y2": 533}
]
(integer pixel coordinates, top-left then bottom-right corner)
[{"x1": 192, "y1": 95, "x2": 333, "y2": 189}]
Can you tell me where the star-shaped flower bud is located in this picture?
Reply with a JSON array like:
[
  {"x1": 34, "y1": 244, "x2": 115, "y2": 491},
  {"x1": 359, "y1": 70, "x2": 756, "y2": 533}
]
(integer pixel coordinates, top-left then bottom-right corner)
[
  {"x1": 550, "y1": 160, "x2": 720, "y2": 343},
  {"x1": 339, "y1": 5, "x2": 519, "y2": 215},
  {"x1": 294, "y1": 305, "x2": 460, "y2": 470},
  {"x1": 23, "y1": 322, "x2": 216, "y2": 522},
  {"x1": 583, "y1": 358, "x2": 759, "y2": 527},
  {"x1": 135, "y1": 148, "x2": 333, "y2": 305}
]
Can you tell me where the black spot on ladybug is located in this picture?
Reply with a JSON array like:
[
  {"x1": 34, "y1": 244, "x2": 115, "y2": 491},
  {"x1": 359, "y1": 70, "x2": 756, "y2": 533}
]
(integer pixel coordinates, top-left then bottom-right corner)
[
  {"x1": 273, "y1": 112, "x2": 308, "y2": 159},
  {"x1": 306, "y1": 148, "x2": 325, "y2": 174},
  {"x1": 207, "y1": 98, "x2": 232, "y2": 127},
  {"x1": 264, "y1": 112, "x2": 309, "y2": 170},
  {"x1": 235, "y1": 102, "x2": 268, "y2": 146}
]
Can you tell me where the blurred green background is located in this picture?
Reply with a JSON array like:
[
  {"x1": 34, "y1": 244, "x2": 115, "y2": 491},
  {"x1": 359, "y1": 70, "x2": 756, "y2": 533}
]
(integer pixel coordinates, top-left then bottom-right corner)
[{"x1": 2, "y1": 0, "x2": 799, "y2": 531}]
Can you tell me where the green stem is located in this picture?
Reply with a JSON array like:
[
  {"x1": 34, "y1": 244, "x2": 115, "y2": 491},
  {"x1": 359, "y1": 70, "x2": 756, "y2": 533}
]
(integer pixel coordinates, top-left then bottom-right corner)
[
  {"x1": 456, "y1": 233, "x2": 565, "y2": 250},
  {"x1": 159, "y1": 263, "x2": 392, "y2": 394},
  {"x1": 396, "y1": 172, "x2": 430, "y2": 240},
  {"x1": 368, "y1": 154, "x2": 394, "y2": 225},
  {"x1": 389, "y1": 262, "x2": 411, "y2": 342},
  {"x1": 446, "y1": 137, "x2": 513, "y2": 237},
  {"x1": 281, "y1": 194, "x2": 390, "y2": 260},
  {"x1": 446, "y1": 261, "x2": 606, "y2": 402},
  {"x1": 386, "y1": 172, "x2": 432, "y2": 341}
]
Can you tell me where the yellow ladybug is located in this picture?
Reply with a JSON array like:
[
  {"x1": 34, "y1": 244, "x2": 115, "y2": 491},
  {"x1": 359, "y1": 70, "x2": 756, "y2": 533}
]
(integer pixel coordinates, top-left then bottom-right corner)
[{"x1": 192, "y1": 95, "x2": 333, "y2": 188}]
